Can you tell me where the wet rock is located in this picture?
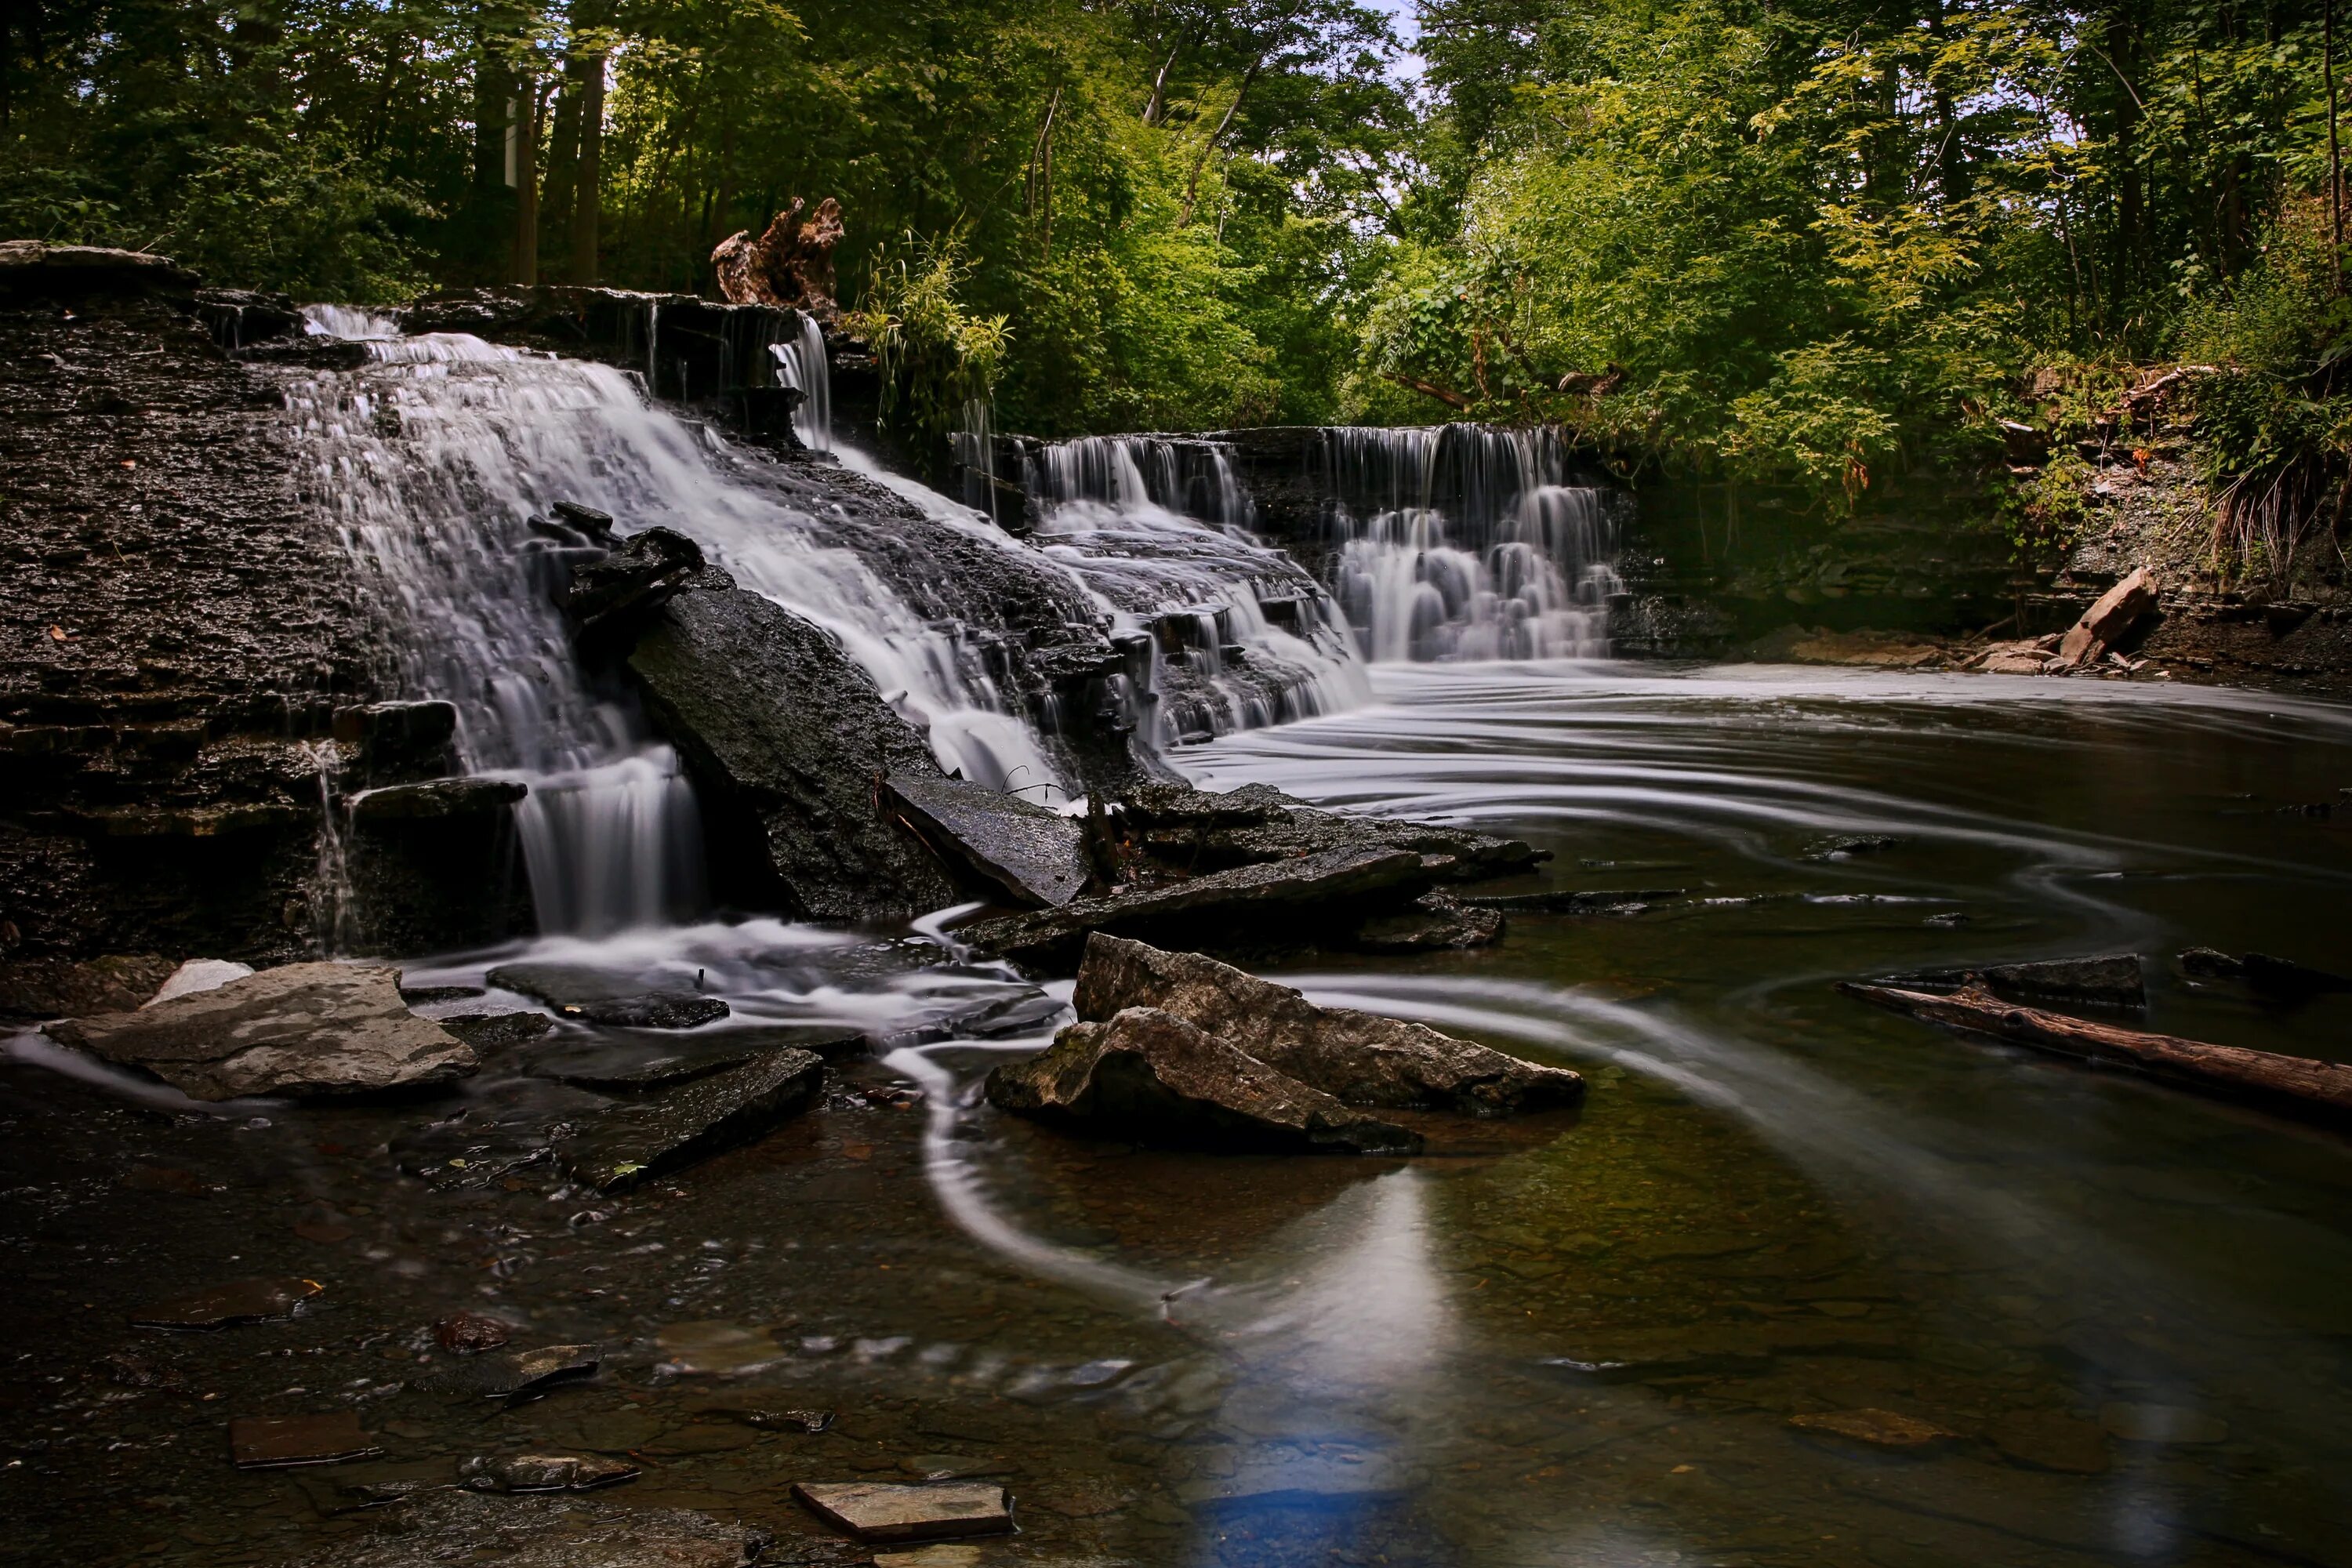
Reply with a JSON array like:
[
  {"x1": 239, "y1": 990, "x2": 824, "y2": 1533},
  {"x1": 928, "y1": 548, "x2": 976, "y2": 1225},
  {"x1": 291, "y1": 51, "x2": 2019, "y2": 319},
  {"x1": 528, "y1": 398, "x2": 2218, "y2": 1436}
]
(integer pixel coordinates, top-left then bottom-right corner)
[
  {"x1": 97, "y1": 1351, "x2": 189, "y2": 1391},
  {"x1": 626, "y1": 583, "x2": 960, "y2": 920},
  {"x1": 434, "y1": 1312, "x2": 514, "y2": 1354},
  {"x1": 434, "y1": 1343, "x2": 602, "y2": 1399},
  {"x1": 393, "y1": 1112, "x2": 562, "y2": 1189},
  {"x1": 48, "y1": 962, "x2": 476, "y2": 1100},
  {"x1": 332, "y1": 702, "x2": 461, "y2": 780},
  {"x1": 2180, "y1": 946, "x2": 2243, "y2": 979},
  {"x1": 399, "y1": 982, "x2": 487, "y2": 1004},
  {"x1": 350, "y1": 778, "x2": 528, "y2": 826},
  {"x1": 560, "y1": 1046, "x2": 826, "y2": 1193},
  {"x1": 485, "y1": 964, "x2": 729, "y2": 1029},
  {"x1": 1458, "y1": 887, "x2": 1686, "y2": 913},
  {"x1": 0, "y1": 241, "x2": 200, "y2": 300},
  {"x1": 956, "y1": 844, "x2": 1435, "y2": 973},
  {"x1": 708, "y1": 1405, "x2": 834, "y2": 1433},
  {"x1": 2099, "y1": 1402, "x2": 2227, "y2": 1444},
  {"x1": 986, "y1": 1007, "x2": 1421, "y2": 1155},
  {"x1": 230, "y1": 1411, "x2": 383, "y2": 1468},
  {"x1": 885, "y1": 775, "x2": 1089, "y2": 907},
  {"x1": 1787, "y1": 1408, "x2": 1958, "y2": 1450},
  {"x1": 459, "y1": 1452, "x2": 638, "y2": 1492},
  {"x1": 1119, "y1": 781, "x2": 1544, "y2": 882},
  {"x1": 2054, "y1": 567, "x2": 2159, "y2": 668},
  {"x1": 1805, "y1": 833, "x2": 1903, "y2": 861},
  {"x1": 792, "y1": 1480, "x2": 1015, "y2": 1544},
  {"x1": 275, "y1": 1488, "x2": 768, "y2": 1568},
  {"x1": 1073, "y1": 935, "x2": 1583, "y2": 1115},
  {"x1": 441, "y1": 1011, "x2": 558, "y2": 1052},
  {"x1": 1987, "y1": 1410, "x2": 2109, "y2": 1474},
  {"x1": 1883, "y1": 954, "x2": 2146, "y2": 1011},
  {"x1": 2185, "y1": 948, "x2": 2352, "y2": 1001},
  {"x1": 1352, "y1": 891, "x2": 1504, "y2": 953},
  {"x1": 0, "y1": 953, "x2": 174, "y2": 1018},
  {"x1": 130, "y1": 1277, "x2": 323, "y2": 1330},
  {"x1": 563, "y1": 527, "x2": 706, "y2": 647}
]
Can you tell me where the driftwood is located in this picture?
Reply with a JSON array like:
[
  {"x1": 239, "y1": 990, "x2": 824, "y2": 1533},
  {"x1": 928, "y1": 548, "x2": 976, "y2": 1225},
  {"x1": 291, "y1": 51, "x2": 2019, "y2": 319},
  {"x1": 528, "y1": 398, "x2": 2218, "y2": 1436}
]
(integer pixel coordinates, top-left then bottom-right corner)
[
  {"x1": 711, "y1": 197, "x2": 844, "y2": 315},
  {"x1": 1838, "y1": 981, "x2": 2352, "y2": 1130}
]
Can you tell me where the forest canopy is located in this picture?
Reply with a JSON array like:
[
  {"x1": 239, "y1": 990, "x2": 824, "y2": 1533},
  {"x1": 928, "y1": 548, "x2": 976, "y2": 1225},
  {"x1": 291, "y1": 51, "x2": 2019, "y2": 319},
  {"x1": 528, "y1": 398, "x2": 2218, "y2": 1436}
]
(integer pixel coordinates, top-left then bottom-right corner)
[{"x1": 7, "y1": 0, "x2": 2352, "y2": 532}]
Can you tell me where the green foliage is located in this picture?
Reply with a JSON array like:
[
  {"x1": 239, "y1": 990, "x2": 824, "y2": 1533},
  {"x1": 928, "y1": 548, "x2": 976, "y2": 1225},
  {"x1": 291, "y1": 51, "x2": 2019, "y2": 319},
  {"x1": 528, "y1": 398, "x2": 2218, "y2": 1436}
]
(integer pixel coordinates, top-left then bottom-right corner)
[{"x1": 846, "y1": 233, "x2": 1010, "y2": 441}]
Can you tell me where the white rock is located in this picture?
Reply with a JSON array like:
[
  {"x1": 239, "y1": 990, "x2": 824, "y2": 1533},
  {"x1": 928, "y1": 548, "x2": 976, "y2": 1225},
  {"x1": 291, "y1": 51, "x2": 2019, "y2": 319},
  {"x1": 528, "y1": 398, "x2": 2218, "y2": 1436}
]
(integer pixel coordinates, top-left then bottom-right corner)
[{"x1": 144, "y1": 958, "x2": 256, "y2": 1007}]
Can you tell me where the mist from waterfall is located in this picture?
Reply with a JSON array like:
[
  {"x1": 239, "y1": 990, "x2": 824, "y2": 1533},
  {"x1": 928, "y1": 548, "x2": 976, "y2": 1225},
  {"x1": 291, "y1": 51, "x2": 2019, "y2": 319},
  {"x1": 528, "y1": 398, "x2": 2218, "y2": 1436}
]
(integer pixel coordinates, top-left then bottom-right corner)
[
  {"x1": 1323, "y1": 426, "x2": 1623, "y2": 662},
  {"x1": 1020, "y1": 436, "x2": 1370, "y2": 746},
  {"x1": 292, "y1": 310, "x2": 1064, "y2": 934}
]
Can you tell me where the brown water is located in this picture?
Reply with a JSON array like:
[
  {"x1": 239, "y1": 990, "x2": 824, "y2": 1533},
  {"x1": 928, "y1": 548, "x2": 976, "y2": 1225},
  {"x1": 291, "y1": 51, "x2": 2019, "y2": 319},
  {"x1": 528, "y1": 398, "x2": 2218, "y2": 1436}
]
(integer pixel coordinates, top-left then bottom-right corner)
[{"x1": 6, "y1": 662, "x2": 2351, "y2": 1567}]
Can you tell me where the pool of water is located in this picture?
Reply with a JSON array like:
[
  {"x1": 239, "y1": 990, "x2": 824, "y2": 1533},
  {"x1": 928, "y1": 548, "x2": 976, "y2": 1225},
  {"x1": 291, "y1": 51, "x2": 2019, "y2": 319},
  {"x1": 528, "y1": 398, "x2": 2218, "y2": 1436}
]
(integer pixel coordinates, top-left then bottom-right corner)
[{"x1": 8, "y1": 662, "x2": 2351, "y2": 1568}]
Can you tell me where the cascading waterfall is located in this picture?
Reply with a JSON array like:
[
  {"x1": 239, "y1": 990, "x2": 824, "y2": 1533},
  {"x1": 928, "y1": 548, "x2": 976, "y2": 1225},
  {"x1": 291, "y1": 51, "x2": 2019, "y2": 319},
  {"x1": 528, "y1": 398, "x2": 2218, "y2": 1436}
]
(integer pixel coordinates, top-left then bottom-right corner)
[
  {"x1": 293, "y1": 310, "x2": 1065, "y2": 933},
  {"x1": 768, "y1": 316, "x2": 833, "y2": 451},
  {"x1": 1019, "y1": 436, "x2": 1369, "y2": 746},
  {"x1": 1323, "y1": 426, "x2": 1623, "y2": 662}
]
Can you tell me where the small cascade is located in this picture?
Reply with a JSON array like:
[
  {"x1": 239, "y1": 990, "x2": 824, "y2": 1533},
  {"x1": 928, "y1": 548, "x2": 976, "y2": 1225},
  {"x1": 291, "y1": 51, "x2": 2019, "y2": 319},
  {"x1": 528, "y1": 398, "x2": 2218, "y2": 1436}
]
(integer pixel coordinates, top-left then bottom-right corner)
[
  {"x1": 1320, "y1": 426, "x2": 1623, "y2": 662},
  {"x1": 767, "y1": 316, "x2": 833, "y2": 451},
  {"x1": 293, "y1": 309, "x2": 1065, "y2": 933},
  {"x1": 1018, "y1": 436, "x2": 1367, "y2": 746}
]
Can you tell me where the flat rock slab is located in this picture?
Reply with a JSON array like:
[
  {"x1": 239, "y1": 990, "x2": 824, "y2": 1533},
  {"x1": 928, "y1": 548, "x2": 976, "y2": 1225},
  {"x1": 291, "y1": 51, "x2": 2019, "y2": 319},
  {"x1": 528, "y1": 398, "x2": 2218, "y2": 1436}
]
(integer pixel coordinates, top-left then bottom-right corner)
[
  {"x1": 434, "y1": 1343, "x2": 602, "y2": 1399},
  {"x1": 487, "y1": 964, "x2": 729, "y2": 1029},
  {"x1": 887, "y1": 775, "x2": 1089, "y2": 907},
  {"x1": 524, "y1": 1041, "x2": 760, "y2": 1093},
  {"x1": 230, "y1": 1411, "x2": 382, "y2": 1468},
  {"x1": 1073, "y1": 933, "x2": 1582, "y2": 1114},
  {"x1": 48, "y1": 962, "x2": 476, "y2": 1100},
  {"x1": 561, "y1": 1047, "x2": 825, "y2": 1193},
  {"x1": 988, "y1": 1006, "x2": 1421, "y2": 1155},
  {"x1": 793, "y1": 1480, "x2": 1014, "y2": 1544},
  {"x1": 274, "y1": 1490, "x2": 769, "y2": 1568},
  {"x1": 132, "y1": 1276, "x2": 322, "y2": 1330},
  {"x1": 957, "y1": 845, "x2": 1432, "y2": 973}
]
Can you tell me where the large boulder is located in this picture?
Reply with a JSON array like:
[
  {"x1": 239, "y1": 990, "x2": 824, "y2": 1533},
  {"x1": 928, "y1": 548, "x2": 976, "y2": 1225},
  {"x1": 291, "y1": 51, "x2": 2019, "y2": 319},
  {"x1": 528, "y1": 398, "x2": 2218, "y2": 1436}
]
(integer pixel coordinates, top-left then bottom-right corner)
[
  {"x1": 626, "y1": 581, "x2": 958, "y2": 920},
  {"x1": 46, "y1": 962, "x2": 476, "y2": 1100},
  {"x1": 1073, "y1": 934, "x2": 1583, "y2": 1114},
  {"x1": 955, "y1": 844, "x2": 1432, "y2": 972},
  {"x1": 986, "y1": 1007, "x2": 1421, "y2": 1155}
]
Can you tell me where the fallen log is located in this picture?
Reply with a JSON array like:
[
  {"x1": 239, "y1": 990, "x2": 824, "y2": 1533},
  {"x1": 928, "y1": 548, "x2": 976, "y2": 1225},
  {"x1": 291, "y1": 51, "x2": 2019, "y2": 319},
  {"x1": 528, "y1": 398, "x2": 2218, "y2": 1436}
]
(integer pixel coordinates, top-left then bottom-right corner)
[{"x1": 1837, "y1": 982, "x2": 2352, "y2": 1130}]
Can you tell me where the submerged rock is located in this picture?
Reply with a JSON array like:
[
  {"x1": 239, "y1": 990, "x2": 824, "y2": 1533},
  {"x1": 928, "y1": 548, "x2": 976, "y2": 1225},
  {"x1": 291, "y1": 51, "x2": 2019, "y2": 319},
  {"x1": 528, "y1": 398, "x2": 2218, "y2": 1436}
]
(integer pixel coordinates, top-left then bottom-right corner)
[
  {"x1": 229, "y1": 1412, "x2": 382, "y2": 1469},
  {"x1": 886, "y1": 775, "x2": 1089, "y2": 907},
  {"x1": 434, "y1": 1343, "x2": 603, "y2": 1399},
  {"x1": 1352, "y1": 891, "x2": 1504, "y2": 953},
  {"x1": 1886, "y1": 953, "x2": 2147, "y2": 1011},
  {"x1": 459, "y1": 1452, "x2": 638, "y2": 1492},
  {"x1": 561, "y1": 1047, "x2": 826, "y2": 1193},
  {"x1": 440, "y1": 1011, "x2": 557, "y2": 1052},
  {"x1": 986, "y1": 1007, "x2": 1421, "y2": 1155},
  {"x1": 956, "y1": 844, "x2": 1432, "y2": 972},
  {"x1": 131, "y1": 1276, "x2": 323, "y2": 1330},
  {"x1": 626, "y1": 583, "x2": 959, "y2": 920},
  {"x1": 1120, "y1": 781, "x2": 1544, "y2": 881},
  {"x1": 1072, "y1": 935, "x2": 1582, "y2": 1115},
  {"x1": 48, "y1": 963, "x2": 475, "y2": 1100},
  {"x1": 1787, "y1": 1408, "x2": 1958, "y2": 1450}
]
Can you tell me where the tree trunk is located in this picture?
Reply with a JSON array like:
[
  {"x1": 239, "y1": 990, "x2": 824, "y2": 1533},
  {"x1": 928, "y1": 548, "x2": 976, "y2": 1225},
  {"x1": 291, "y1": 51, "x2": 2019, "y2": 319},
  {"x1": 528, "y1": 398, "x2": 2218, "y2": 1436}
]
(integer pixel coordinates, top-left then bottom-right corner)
[
  {"x1": 1181, "y1": 57, "x2": 1262, "y2": 226},
  {"x1": 1143, "y1": 40, "x2": 1180, "y2": 124},
  {"x1": 1838, "y1": 982, "x2": 2352, "y2": 1130},
  {"x1": 570, "y1": 45, "x2": 605, "y2": 283},
  {"x1": 511, "y1": 81, "x2": 542, "y2": 286},
  {"x1": 543, "y1": 70, "x2": 584, "y2": 281}
]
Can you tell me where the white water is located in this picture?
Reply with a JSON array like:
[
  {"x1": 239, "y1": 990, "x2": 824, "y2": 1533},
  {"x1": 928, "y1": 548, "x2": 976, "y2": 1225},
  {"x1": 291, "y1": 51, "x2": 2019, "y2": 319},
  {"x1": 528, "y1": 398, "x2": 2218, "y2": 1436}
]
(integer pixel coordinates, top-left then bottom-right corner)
[
  {"x1": 767, "y1": 315, "x2": 833, "y2": 452},
  {"x1": 293, "y1": 310, "x2": 1065, "y2": 932},
  {"x1": 1022, "y1": 435, "x2": 1370, "y2": 745},
  {"x1": 1323, "y1": 426, "x2": 1622, "y2": 662}
]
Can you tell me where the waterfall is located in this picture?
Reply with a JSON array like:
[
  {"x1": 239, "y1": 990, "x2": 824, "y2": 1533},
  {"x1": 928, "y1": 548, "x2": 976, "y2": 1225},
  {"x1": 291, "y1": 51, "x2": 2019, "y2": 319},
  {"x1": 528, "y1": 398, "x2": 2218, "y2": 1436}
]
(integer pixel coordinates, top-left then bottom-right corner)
[
  {"x1": 292, "y1": 310, "x2": 1066, "y2": 934},
  {"x1": 767, "y1": 315, "x2": 832, "y2": 451},
  {"x1": 1018, "y1": 436, "x2": 1369, "y2": 747},
  {"x1": 1321, "y1": 426, "x2": 1622, "y2": 662}
]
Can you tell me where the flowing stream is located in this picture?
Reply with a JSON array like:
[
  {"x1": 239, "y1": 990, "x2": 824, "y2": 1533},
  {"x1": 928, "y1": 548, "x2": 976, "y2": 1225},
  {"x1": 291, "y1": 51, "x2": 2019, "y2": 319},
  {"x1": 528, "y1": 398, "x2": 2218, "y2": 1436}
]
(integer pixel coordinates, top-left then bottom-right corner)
[{"x1": 15, "y1": 335, "x2": 2352, "y2": 1568}]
